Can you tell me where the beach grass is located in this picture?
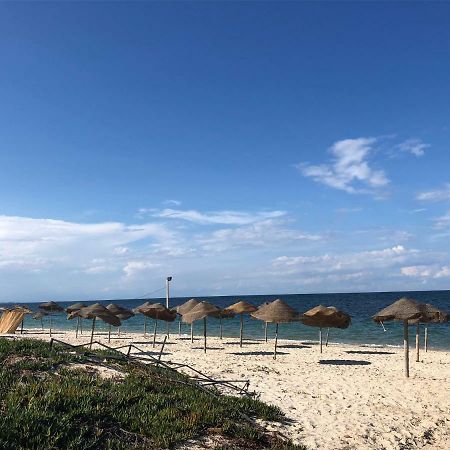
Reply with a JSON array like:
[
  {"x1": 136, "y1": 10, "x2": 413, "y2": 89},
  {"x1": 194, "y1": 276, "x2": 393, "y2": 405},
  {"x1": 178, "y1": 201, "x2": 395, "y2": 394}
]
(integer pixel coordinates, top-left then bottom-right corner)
[{"x1": 0, "y1": 338, "x2": 304, "y2": 449}]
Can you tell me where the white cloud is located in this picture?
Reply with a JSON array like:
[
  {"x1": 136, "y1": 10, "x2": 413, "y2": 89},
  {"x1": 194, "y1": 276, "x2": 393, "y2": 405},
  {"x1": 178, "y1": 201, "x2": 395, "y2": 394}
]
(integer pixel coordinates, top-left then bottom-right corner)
[
  {"x1": 298, "y1": 138, "x2": 389, "y2": 194},
  {"x1": 150, "y1": 208, "x2": 286, "y2": 225},
  {"x1": 417, "y1": 184, "x2": 450, "y2": 202},
  {"x1": 123, "y1": 261, "x2": 161, "y2": 278},
  {"x1": 401, "y1": 265, "x2": 450, "y2": 279},
  {"x1": 162, "y1": 199, "x2": 182, "y2": 206},
  {"x1": 199, "y1": 219, "x2": 321, "y2": 252},
  {"x1": 432, "y1": 211, "x2": 450, "y2": 229},
  {"x1": 397, "y1": 138, "x2": 429, "y2": 157}
]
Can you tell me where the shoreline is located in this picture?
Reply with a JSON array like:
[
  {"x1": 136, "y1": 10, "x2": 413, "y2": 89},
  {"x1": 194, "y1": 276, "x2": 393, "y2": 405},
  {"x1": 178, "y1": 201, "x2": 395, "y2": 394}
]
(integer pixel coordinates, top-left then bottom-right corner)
[{"x1": 4, "y1": 328, "x2": 450, "y2": 449}]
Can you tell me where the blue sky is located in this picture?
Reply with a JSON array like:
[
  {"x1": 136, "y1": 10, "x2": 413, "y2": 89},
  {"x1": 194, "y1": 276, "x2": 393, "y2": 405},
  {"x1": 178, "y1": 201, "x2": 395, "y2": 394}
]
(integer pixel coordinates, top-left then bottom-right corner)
[{"x1": 1, "y1": 2, "x2": 450, "y2": 301}]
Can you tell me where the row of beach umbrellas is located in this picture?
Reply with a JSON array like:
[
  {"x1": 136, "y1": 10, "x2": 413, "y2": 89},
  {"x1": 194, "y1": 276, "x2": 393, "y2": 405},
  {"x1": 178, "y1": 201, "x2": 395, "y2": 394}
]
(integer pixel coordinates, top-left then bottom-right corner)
[{"x1": 13, "y1": 296, "x2": 449, "y2": 374}]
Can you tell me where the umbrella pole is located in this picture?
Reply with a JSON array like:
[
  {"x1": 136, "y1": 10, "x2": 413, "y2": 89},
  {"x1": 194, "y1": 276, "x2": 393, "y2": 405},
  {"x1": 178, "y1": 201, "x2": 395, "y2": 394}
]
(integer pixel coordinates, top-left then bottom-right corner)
[
  {"x1": 41, "y1": 317, "x2": 44, "y2": 331},
  {"x1": 415, "y1": 322, "x2": 420, "y2": 362},
  {"x1": 153, "y1": 319, "x2": 158, "y2": 348},
  {"x1": 325, "y1": 328, "x2": 330, "y2": 347},
  {"x1": 20, "y1": 319, "x2": 24, "y2": 334},
  {"x1": 144, "y1": 316, "x2": 147, "y2": 337},
  {"x1": 118, "y1": 326, "x2": 121, "y2": 337},
  {"x1": 191, "y1": 323, "x2": 194, "y2": 343},
  {"x1": 239, "y1": 314, "x2": 243, "y2": 347},
  {"x1": 108, "y1": 325, "x2": 111, "y2": 343},
  {"x1": 80, "y1": 319, "x2": 83, "y2": 334},
  {"x1": 76, "y1": 316, "x2": 79, "y2": 339},
  {"x1": 220, "y1": 317, "x2": 223, "y2": 340},
  {"x1": 424, "y1": 326, "x2": 428, "y2": 352},
  {"x1": 403, "y1": 320, "x2": 410, "y2": 378},
  {"x1": 49, "y1": 314, "x2": 52, "y2": 337},
  {"x1": 274, "y1": 323, "x2": 279, "y2": 360},
  {"x1": 89, "y1": 317, "x2": 96, "y2": 350},
  {"x1": 167, "y1": 321, "x2": 170, "y2": 339},
  {"x1": 319, "y1": 328, "x2": 323, "y2": 353},
  {"x1": 178, "y1": 316, "x2": 181, "y2": 337},
  {"x1": 264, "y1": 322, "x2": 268, "y2": 342},
  {"x1": 203, "y1": 317, "x2": 207, "y2": 353}
]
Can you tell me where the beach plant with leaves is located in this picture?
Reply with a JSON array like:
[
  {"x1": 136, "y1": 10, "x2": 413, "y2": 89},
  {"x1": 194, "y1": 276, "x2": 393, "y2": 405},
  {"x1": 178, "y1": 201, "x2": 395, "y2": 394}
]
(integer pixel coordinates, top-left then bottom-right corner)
[{"x1": 0, "y1": 338, "x2": 305, "y2": 449}]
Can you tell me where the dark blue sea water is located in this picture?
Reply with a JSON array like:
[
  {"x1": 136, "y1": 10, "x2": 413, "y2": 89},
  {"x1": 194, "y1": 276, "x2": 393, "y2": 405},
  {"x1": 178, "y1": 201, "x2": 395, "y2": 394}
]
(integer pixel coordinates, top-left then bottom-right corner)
[{"x1": 4, "y1": 290, "x2": 450, "y2": 349}]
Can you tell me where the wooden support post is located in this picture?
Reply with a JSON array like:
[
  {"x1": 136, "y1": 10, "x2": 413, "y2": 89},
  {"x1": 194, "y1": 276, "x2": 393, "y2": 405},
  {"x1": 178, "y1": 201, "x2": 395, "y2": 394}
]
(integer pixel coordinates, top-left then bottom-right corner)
[
  {"x1": 319, "y1": 327, "x2": 323, "y2": 354},
  {"x1": 108, "y1": 325, "x2": 111, "y2": 343},
  {"x1": 274, "y1": 323, "x2": 279, "y2": 360},
  {"x1": 264, "y1": 322, "x2": 268, "y2": 342},
  {"x1": 89, "y1": 317, "x2": 96, "y2": 350},
  {"x1": 239, "y1": 314, "x2": 243, "y2": 347},
  {"x1": 325, "y1": 328, "x2": 330, "y2": 347},
  {"x1": 153, "y1": 319, "x2": 158, "y2": 348},
  {"x1": 404, "y1": 320, "x2": 410, "y2": 378},
  {"x1": 75, "y1": 316, "x2": 79, "y2": 339},
  {"x1": 191, "y1": 323, "x2": 194, "y2": 343},
  {"x1": 203, "y1": 317, "x2": 207, "y2": 353},
  {"x1": 415, "y1": 322, "x2": 420, "y2": 362},
  {"x1": 424, "y1": 326, "x2": 428, "y2": 352},
  {"x1": 220, "y1": 317, "x2": 223, "y2": 340}
]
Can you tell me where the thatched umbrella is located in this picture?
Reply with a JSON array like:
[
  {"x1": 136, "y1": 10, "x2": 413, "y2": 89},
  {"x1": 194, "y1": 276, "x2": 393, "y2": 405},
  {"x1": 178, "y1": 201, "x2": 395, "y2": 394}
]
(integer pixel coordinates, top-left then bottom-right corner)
[
  {"x1": 373, "y1": 297, "x2": 429, "y2": 377},
  {"x1": 182, "y1": 301, "x2": 221, "y2": 353},
  {"x1": 217, "y1": 308, "x2": 235, "y2": 340},
  {"x1": 251, "y1": 299, "x2": 299, "y2": 359},
  {"x1": 106, "y1": 303, "x2": 134, "y2": 341},
  {"x1": 66, "y1": 302, "x2": 87, "y2": 337},
  {"x1": 69, "y1": 303, "x2": 121, "y2": 349},
  {"x1": 140, "y1": 303, "x2": 176, "y2": 348},
  {"x1": 133, "y1": 301, "x2": 154, "y2": 337},
  {"x1": 301, "y1": 305, "x2": 351, "y2": 353},
  {"x1": 39, "y1": 301, "x2": 64, "y2": 336},
  {"x1": 13, "y1": 305, "x2": 32, "y2": 334},
  {"x1": 409, "y1": 303, "x2": 448, "y2": 361},
  {"x1": 33, "y1": 311, "x2": 48, "y2": 330},
  {"x1": 224, "y1": 301, "x2": 257, "y2": 347},
  {"x1": 176, "y1": 299, "x2": 200, "y2": 342}
]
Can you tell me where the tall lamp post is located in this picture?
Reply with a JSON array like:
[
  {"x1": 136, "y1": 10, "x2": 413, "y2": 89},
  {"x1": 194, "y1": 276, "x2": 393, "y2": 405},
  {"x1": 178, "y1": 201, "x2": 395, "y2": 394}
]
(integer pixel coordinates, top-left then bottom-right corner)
[{"x1": 166, "y1": 276, "x2": 172, "y2": 337}]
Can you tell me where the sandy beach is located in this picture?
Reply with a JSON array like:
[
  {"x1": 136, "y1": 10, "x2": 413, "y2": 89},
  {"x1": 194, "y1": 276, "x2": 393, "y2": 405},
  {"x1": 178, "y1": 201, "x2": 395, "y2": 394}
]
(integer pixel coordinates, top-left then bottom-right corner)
[{"x1": 6, "y1": 328, "x2": 449, "y2": 450}]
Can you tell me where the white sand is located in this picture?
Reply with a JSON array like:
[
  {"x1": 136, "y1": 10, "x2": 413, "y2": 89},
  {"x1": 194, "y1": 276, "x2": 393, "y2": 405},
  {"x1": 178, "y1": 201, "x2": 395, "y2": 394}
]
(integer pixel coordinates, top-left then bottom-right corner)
[{"x1": 7, "y1": 329, "x2": 450, "y2": 450}]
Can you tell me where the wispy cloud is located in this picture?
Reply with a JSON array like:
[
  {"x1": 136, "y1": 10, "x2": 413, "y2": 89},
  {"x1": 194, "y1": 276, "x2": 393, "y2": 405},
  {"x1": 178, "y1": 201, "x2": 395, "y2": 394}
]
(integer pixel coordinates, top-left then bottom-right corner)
[
  {"x1": 396, "y1": 138, "x2": 429, "y2": 157},
  {"x1": 401, "y1": 265, "x2": 450, "y2": 279},
  {"x1": 162, "y1": 199, "x2": 182, "y2": 206},
  {"x1": 432, "y1": 211, "x2": 450, "y2": 229},
  {"x1": 417, "y1": 184, "x2": 450, "y2": 202},
  {"x1": 297, "y1": 138, "x2": 389, "y2": 194},
  {"x1": 149, "y1": 208, "x2": 286, "y2": 225}
]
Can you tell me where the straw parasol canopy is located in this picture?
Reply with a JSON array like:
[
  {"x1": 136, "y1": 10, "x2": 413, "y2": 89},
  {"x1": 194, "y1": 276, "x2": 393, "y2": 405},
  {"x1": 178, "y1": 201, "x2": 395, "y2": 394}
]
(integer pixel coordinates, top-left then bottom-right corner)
[
  {"x1": 69, "y1": 303, "x2": 121, "y2": 349},
  {"x1": 373, "y1": 297, "x2": 427, "y2": 377},
  {"x1": 66, "y1": 302, "x2": 87, "y2": 313},
  {"x1": 176, "y1": 299, "x2": 200, "y2": 340},
  {"x1": 408, "y1": 303, "x2": 449, "y2": 361},
  {"x1": 133, "y1": 301, "x2": 154, "y2": 336},
  {"x1": 251, "y1": 299, "x2": 300, "y2": 359},
  {"x1": 106, "y1": 304, "x2": 135, "y2": 341},
  {"x1": 302, "y1": 305, "x2": 351, "y2": 353},
  {"x1": 182, "y1": 301, "x2": 221, "y2": 353},
  {"x1": 140, "y1": 303, "x2": 176, "y2": 347},
  {"x1": 66, "y1": 302, "x2": 87, "y2": 338},
  {"x1": 38, "y1": 301, "x2": 64, "y2": 336},
  {"x1": 224, "y1": 301, "x2": 257, "y2": 347},
  {"x1": 33, "y1": 311, "x2": 48, "y2": 330}
]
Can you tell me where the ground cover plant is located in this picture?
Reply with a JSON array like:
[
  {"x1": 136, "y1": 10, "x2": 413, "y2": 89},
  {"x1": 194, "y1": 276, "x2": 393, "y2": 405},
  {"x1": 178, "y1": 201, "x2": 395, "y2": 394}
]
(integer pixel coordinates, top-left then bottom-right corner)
[{"x1": 0, "y1": 338, "x2": 305, "y2": 449}]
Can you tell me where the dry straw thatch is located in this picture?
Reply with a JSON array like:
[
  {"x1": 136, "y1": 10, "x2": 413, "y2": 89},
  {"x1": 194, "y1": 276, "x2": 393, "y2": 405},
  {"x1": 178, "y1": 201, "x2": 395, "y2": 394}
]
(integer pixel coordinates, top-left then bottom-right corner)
[
  {"x1": 251, "y1": 299, "x2": 300, "y2": 359},
  {"x1": 302, "y1": 305, "x2": 351, "y2": 353},
  {"x1": 69, "y1": 303, "x2": 121, "y2": 349},
  {"x1": 182, "y1": 301, "x2": 221, "y2": 353},
  {"x1": 139, "y1": 303, "x2": 176, "y2": 347},
  {"x1": 224, "y1": 301, "x2": 257, "y2": 347}
]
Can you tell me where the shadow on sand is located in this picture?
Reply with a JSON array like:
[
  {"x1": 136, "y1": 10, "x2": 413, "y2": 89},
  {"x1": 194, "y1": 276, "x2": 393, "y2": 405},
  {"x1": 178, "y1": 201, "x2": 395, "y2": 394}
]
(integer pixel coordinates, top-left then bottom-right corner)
[
  {"x1": 345, "y1": 350, "x2": 395, "y2": 355},
  {"x1": 224, "y1": 341, "x2": 262, "y2": 346},
  {"x1": 230, "y1": 351, "x2": 289, "y2": 356},
  {"x1": 277, "y1": 344, "x2": 312, "y2": 349},
  {"x1": 319, "y1": 359, "x2": 371, "y2": 366},
  {"x1": 191, "y1": 346, "x2": 224, "y2": 351}
]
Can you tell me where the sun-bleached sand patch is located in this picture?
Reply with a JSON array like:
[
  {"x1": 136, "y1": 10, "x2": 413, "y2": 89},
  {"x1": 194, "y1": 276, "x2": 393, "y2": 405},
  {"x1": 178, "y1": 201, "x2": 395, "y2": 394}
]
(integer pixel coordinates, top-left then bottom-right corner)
[{"x1": 12, "y1": 329, "x2": 450, "y2": 450}]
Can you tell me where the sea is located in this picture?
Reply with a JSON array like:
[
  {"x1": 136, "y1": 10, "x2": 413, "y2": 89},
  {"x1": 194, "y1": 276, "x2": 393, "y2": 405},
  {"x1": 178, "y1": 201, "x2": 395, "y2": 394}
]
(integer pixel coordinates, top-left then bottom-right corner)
[{"x1": 3, "y1": 290, "x2": 450, "y2": 349}]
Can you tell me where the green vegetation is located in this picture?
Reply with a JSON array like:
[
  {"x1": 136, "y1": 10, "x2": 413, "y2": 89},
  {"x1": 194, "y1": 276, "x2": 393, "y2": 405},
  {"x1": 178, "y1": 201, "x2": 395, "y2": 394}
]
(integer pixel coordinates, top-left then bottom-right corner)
[{"x1": 0, "y1": 338, "x2": 305, "y2": 449}]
